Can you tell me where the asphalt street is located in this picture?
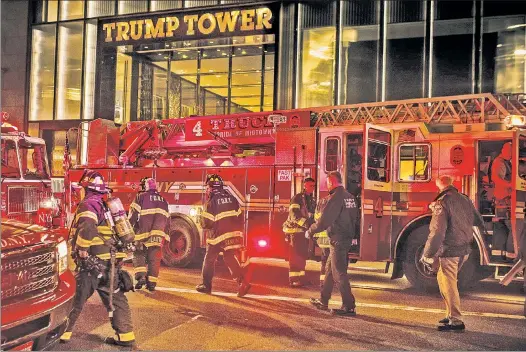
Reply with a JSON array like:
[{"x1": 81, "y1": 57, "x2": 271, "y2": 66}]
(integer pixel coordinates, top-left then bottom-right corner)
[{"x1": 53, "y1": 258, "x2": 526, "y2": 351}]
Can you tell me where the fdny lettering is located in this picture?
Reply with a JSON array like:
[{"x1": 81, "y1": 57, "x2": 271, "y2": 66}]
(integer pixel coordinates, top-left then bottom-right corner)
[
  {"x1": 217, "y1": 197, "x2": 233, "y2": 205},
  {"x1": 150, "y1": 195, "x2": 165, "y2": 203},
  {"x1": 344, "y1": 198, "x2": 356, "y2": 209}
]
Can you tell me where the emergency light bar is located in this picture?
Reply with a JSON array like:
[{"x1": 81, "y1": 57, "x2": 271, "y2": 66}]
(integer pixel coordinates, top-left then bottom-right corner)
[{"x1": 505, "y1": 115, "x2": 526, "y2": 129}]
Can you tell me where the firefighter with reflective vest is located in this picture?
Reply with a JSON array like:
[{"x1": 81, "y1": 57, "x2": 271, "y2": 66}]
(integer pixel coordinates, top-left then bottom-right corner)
[
  {"x1": 491, "y1": 142, "x2": 515, "y2": 260},
  {"x1": 312, "y1": 197, "x2": 331, "y2": 288},
  {"x1": 196, "y1": 174, "x2": 251, "y2": 297},
  {"x1": 129, "y1": 177, "x2": 170, "y2": 291},
  {"x1": 60, "y1": 170, "x2": 137, "y2": 348},
  {"x1": 282, "y1": 177, "x2": 316, "y2": 287}
]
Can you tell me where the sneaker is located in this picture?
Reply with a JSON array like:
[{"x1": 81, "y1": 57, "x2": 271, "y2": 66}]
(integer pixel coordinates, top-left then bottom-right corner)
[
  {"x1": 237, "y1": 282, "x2": 251, "y2": 297},
  {"x1": 309, "y1": 298, "x2": 329, "y2": 311},
  {"x1": 438, "y1": 318, "x2": 450, "y2": 324},
  {"x1": 437, "y1": 323, "x2": 466, "y2": 331},
  {"x1": 331, "y1": 307, "x2": 357, "y2": 317},
  {"x1": 196, "y1": 284, "x2": 212, "y2": 294}
]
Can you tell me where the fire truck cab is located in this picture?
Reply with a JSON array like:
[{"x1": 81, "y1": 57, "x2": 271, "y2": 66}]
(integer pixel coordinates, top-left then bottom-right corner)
[{"x1": 65, "y1": 93, "x2": 526, "y2": 290}]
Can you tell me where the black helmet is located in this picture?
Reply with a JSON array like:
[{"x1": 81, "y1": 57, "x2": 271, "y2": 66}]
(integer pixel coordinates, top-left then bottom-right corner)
[
  {"x1": 140, "y1": 177, "x2": 156, "y2": 191},
  {"x1": 205, "y1": 174, "x2": 223, "y2": 190},
  {"x1": 79, "y1": 169, "x2": 109, "y2": 194}
]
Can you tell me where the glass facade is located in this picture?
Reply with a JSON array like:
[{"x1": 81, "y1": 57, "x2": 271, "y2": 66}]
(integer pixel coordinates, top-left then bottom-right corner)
[{"x1": 28, "y1": 0, "x2": 526, "y2": 117}]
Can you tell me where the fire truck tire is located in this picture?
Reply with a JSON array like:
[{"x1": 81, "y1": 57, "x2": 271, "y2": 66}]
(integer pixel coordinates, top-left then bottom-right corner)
[
  {"x1": 162, "y1": 217, "x2": 199, "y2": 268},
  {"x1": 402, "y1": 226, "x2": 439, "y2": 291}
]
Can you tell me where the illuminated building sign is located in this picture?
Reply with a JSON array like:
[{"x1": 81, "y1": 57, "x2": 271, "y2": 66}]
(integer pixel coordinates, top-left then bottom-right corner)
[{"x1": 100, "y1": 7, "x2": 275, "y2": 44}]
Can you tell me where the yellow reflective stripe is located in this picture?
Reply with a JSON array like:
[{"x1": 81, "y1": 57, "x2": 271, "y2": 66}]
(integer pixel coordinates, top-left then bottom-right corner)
[
  {"x1": 314, "y1": 212, "x2": 321, "y2": 220},
  {"x1": 60, "y1": 332, "x2": 72, "y2": 341},
  {"x1": 76, "y1": 211, "x2": 98, "y2": 222},
  {"x1": 144, "y1": 242, "x2": 161, "y2": 248},
  {"x1": 223, "y1": 244, "x2": 243, "y2": 251},
  {"x1": 164, "y1": 234, "x2": 171, "y2": 241},
  {"x1": 75, "y1": 235, "x2": 92, "y2": 248},
  {"x1": 202, "y1": 212, "x2": 215, "y2": 221},
  {"x1": 289, "y1": 271, "x2": 305, "y2": 277},
  {"x1": 283, "y1": 227, "x2": 304, "y2": 234},
  {"x1": 140, "y1": 208, "x2": 169, "y2": 217},
  {"x1": 215, "y1": 208, "x2": 242, "y2": 221},
  {"x1": 90, "y1": 237, "x2": 107, "y2": 246},
  {"x1": 134, "y1": 267, "x2": 147, "y2": 274},
  {"x1": 289, "y1": 204, "x2": 300, "y2": 210},
  {"x1": 297, "y1": 218, "x2": 307, "y2": 227},
  {"x1": 151, "y1": 230, "x2": 167, "y2": 238},
  {"x1": 313, "y1": 231, "x2": 328, "y2": 238},
  {"x1": 129, "y1": 202, "x2": 141, "y2": 213},
  {"x1": 320, "y1": 274, "x2": 325, "y2": 280},
  {"x1": 97, "y1": 226, "x2": 114, "y2": 235},
  {"x1": 206, "y1": 231, "x2": 243, "y2": 245},
  {"x1": 96, "y1": 253, "x2": 127, "y2": 260},
  {"x1": 147, "y1": 276, "x2": 158, "y2": 282},
  {"x1": 118, "y1": 332, "x2": 136, "y2": 342},
  {"x1": 135, "y1": 233, "x2": 149, "y2": 241}
]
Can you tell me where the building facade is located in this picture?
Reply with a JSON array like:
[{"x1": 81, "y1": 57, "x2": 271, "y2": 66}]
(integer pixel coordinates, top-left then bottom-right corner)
[{"x1": 19, "y1": 0, "x2": 526, "y2": 175}]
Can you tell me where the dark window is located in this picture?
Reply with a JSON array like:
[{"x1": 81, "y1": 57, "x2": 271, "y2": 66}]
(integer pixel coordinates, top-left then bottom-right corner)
[
  {"x1": 367, "y1": 129, "x2": 390, "y2": 183},
  {"x1": 388, "y1": 0, "x2": 424, "y2": 24},
  {"x1": 483, "y1": 1, "x2": 526, "y2": 17},
  {"x1": 325, "y1": 138, "x2": 340, "y2": 173},
  {"x1": 435, "y1": 0, "x2": 473, "y2": 20}
]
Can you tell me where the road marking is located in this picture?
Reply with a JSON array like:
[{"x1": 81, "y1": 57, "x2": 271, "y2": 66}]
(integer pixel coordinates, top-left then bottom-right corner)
[{"x1": 156, "y1": 286, "x2": 526, "y2": 321}]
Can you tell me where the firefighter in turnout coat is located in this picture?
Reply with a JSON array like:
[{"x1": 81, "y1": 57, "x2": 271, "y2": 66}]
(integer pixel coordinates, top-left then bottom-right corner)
[
  {"x1": 129, "y1": 177, "x2": 170, "y2": 291},
  {"x1": 60, "y1": 170, "x2": 136, "y2": 348},
  {"x1": 283, "y1": 178, "x2": 317, "y2": 287},
  {"x1": 196, "y1": 174, "x2": 251, "y2": 297}
]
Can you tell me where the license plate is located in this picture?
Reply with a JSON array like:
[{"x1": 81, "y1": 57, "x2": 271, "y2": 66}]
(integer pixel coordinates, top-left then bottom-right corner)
[{"x1": 12, "y1": 341, "x2": 33, "y2": 351}]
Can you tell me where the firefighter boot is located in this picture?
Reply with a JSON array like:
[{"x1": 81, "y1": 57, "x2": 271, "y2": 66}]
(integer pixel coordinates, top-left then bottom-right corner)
[
  {"x1": 146, "y1": 282, "x2": 156, "y2": 292},
  {"x1": 104, "y1": 337, "x2": 140, "y2": 350},
  {"x1": 237, "y1": 280, "x2": 251, "y2": 297},
  {"x1": 135, "y1": 277, "x2": 146, "y2": 290},
  {"x1": 331, "y1": 306, "x2": 357, "y2": 317},
  {"x1": 59, "y1": 331, "x2": 72, "y2": 343},
  {"x1": 196, "y1": 284, "x2": 212, "y2": 294}
]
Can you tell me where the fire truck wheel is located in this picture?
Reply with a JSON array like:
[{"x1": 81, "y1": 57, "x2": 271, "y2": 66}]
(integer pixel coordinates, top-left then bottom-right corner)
[
  {"x1": 402, "y1": 226, "x2": 439, "y2": 291},
  {"x1": 162, "y1": 217, "x2": 198, "y2": 268}
]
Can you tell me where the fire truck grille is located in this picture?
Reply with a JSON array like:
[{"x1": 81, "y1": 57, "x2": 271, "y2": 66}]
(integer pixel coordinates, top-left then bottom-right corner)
[
  {"x1": 7, "y1": 187, "x2": 40, "y2": 214},
  {"x1": 0, "y1": 248, "x2": 58, "y2": 305}
]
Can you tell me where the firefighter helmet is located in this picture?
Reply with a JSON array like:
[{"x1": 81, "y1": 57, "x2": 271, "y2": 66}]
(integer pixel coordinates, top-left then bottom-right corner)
[
  {"x1": 206, "y1": 174, "x2": 223, "y2": 190},
  {"x1": 79, "y1": 170, "x2": 109, "y2": 194},
  {"x1": 140, "y1": 177, "x2": 157, "y2": 191}
]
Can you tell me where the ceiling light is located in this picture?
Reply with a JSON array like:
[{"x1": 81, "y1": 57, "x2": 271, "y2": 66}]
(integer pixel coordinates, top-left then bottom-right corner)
[
  {"x1": 165, "y1": 44, "x2": 169, "y2": 47},
  {"x1": 144, "y1": 46, "x2": 149, "y2": 49},
  {"x1": 241, "y1": 50, "x2": 247, "y2": 55},
  {"x1": 203, "y1": 53, "x2": 208, "y2": 57},
  {"x1": 158, "y1": 53, "x2": 162, "y2": 55},
  {"x1": 222, "y1": 52, "x2": 227, "y2": 56},
  {"x1": 209, "y1": 41, "x2": 214, "y2": 44},
  {"x1": 182, "y1": 55, "x2": 188, "y2": 59},
  {"x1": 209, "y1": 69, "x2": 214, "y2": 72},
  {"x1": 164, "y1": 56, "x2": 169, "y2": 59},
  {"x1": 514, "y1": 49, "x2": 526, "y2": 56},
  {"x1": 217, "y1": 49, "x2": 221, "y2": 52}
]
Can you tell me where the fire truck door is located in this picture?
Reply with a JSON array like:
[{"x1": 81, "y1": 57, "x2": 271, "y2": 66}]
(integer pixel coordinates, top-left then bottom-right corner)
[
  {"x1": 360, "y1": 124, "x2": 393, "y2": 261},
  {"x1": 513, "y1": 131, "x2": 526, "y2": 255}
]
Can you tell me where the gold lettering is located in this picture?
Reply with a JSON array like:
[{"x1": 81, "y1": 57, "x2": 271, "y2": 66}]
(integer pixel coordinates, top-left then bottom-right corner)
[
  {"x1": 116, "y1": 22, "x2": 130, "y2": 41},
  {"x1": 144, "y1": 18, "x2": 165, "y2": 39},
  {"x1": 198, "y1": 13, "x2": 216, "y2": 35},
  {"x1": 184, "y1": 15, "x2": 199, "y2": 35},
  {"x1": 103, "y1": 23, "x2": 115, "y2": 42},
  {"x1": 165, "y1": 16, "x2": 180, "y2": 37},
  {"x1": 255, "y1": 8, "x2": 272, "y2": 30},
  {"x1": 215, "y1": 11, "x2": 240, "y2": 33},
  {"x1": 240, "y1": 9, "x2": 255, "y2": 31},
  {"x1": 129, "y1": 20, "x2": 144, "y2": 40}
]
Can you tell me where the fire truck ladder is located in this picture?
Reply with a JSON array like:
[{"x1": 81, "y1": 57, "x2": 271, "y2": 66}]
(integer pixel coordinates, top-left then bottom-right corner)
[{"x1": 311, "y1": 93, "x2": 526, "y2": 127}]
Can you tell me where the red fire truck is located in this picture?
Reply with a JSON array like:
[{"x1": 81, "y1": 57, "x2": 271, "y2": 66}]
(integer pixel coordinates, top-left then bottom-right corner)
[
  {"x1": 1, "y1": 116, "x2": 75, "y2": 350},
  {"x1": 64, "y1": 93, "x2": 526, "y2": 290}
]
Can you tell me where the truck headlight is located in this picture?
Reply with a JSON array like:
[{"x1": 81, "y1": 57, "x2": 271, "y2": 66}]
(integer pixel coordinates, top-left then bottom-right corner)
[
  {"x1": 57, "y1": 240, "x2": 68, "y2": 275},
  {"x1": 505, "y1": 115, "x2": 526, "y2": 129}
]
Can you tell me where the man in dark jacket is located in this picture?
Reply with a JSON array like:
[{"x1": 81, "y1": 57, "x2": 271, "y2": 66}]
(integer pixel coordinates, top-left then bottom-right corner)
[
  {"x1": 196, "y1": 174, "x2": 251, "y2": 297},
  {"x1": 307, "y1": 171, "x2": 360, "y2": 316},
  {"x1": 129, "y1": 177, "x2": 170, "y2": 291},
  {"x1": 421, "y1": 175, "x2": 484, "y2": 331},
  {"x1": 282, "y1": 177, "x2": 316, "y2": 287},
  {"x1": 60, "y1": 170, "x2": 137, "y2": 348}
]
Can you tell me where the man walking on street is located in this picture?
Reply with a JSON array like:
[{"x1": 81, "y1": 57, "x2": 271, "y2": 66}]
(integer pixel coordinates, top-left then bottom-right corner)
[
  {"x1": 307, "y1": 171, "x2": 359, "y2": 316},
  {"x1": 421, "y1": 175, "x2": 484, "y2": 331},
  {"x1": 282, "y1": 177, "x2": 316, "y2": 287},
  {"x1": 129, "y1": 177, "x2": 170, "y2": 291},
  {"x1": 196, "y1": 174, "x2": 251, "y2": 297}
]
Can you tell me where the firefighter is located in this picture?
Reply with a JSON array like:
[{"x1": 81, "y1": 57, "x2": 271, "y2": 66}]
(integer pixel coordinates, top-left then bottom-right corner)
[
  {"x1": 282, "y1": 177, "x2": 316, "y2": 287},
  {"x1": 491, "y1": 142, "x2": 514, "y2": 260},
  {"x1": 420, "y1": 175, "x2": 484, "y2": 331},
  {"x1": 129, "y1": 177, "x2": 170, "y2": 292},
  {"x1": 196, "y1": 174, "x2": 251, "y2": 297},
  {"x1": 307, "y1": 171, "x2": 359, "y2": 316},
  {"x1": 60, "y1": 170, "x2": 137, "y2": 348}
]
